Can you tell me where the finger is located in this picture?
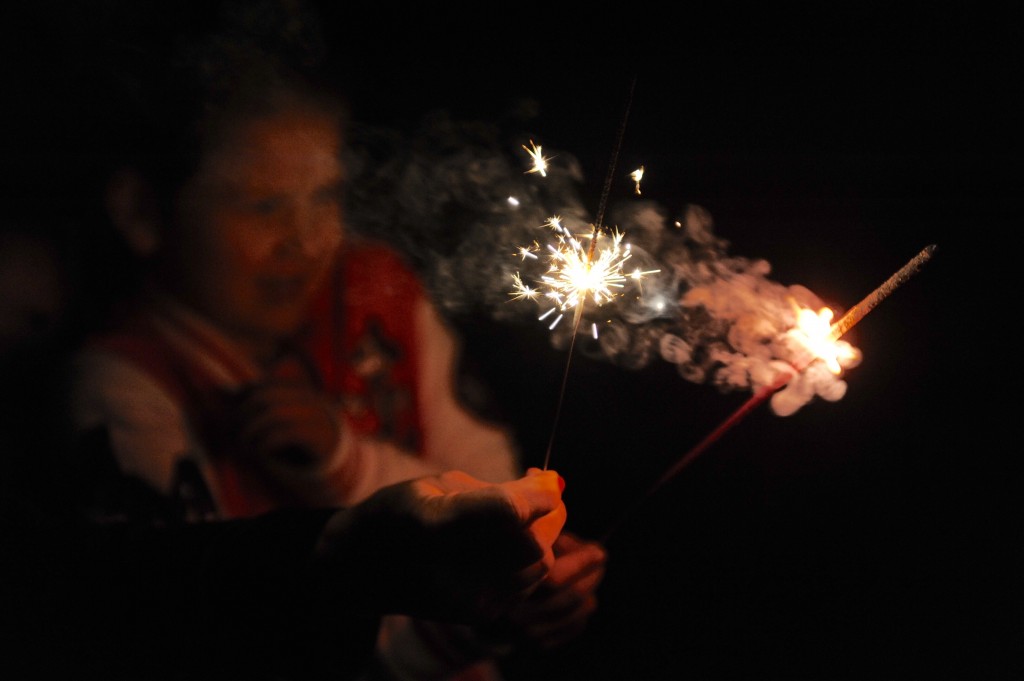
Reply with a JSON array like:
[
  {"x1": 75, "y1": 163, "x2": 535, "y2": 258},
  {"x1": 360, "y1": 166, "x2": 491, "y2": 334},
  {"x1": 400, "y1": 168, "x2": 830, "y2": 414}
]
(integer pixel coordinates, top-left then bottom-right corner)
[
  {"x1": 517, "y1": 576, "x2": 600, "y2": 619},
  {"x1": 545, "y1": 541, "x2": 607, "y2": 586},
  {"x1": 500, "y1": 469, "x2": 563, "y2": 524},
  {"x1": 507, "y1": 591, "x2": 598, "y2": 649},
  {"x1": 425, "y1": 469, "x2": 561, "y2": 526},
  {"x1": 516, "y1": 549, "x2": 606, "y2": 618},
  {"x1": 569, "y1": 564, "x2": 606, "y2": 595},
  {"x1": 524, "y1": 606, "x2": 595, "y2": 650},
  {"x1": 553, "y1": 530, "x2": 590, "y2": 556},
  {"x1": 526, "y1": 501, "x2": 567, "y2": 563},
  {"x1": 506, "y1": 559, "x2": 551, "y2": 596},
  {"x1": 433, "y1": 472, "x2": 564, "y2": 569},
  {"x1": 470, "y1": 559, "x2": 551, "y2": 622},
  {"x1": 435, "y1": 470, "x2": 489, "y2": 492},
  {"x1": 233, "y1": 390, "x2": 331, "y2": 427},
  {"x1": 410, "y1": 470, "x2": 491, "y2": 501}
]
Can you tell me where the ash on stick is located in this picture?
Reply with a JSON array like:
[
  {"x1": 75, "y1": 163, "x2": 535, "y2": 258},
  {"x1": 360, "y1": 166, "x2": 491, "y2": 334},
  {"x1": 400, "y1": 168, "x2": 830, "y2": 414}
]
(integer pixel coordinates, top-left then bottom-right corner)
[{"x1": 828, "y1": 244, "x2": 937, "y2": 341}]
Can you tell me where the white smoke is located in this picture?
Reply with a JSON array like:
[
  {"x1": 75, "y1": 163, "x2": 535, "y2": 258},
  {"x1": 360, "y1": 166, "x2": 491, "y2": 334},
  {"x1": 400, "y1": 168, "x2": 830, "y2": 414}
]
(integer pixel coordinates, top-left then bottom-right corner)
[{"x1": 345, "y1": 110, "x2": 860, "y2": 416}]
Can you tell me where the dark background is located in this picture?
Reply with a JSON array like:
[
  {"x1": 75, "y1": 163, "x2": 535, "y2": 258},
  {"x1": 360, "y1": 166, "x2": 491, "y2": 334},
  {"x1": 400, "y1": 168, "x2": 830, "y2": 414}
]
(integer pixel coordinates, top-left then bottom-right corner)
[
  {"x1": 319, "y1": 5, "x2": 1019, "y2": 678},
  {"x1": 3, "y1": 2, "x2": 1019, "y2": 678}
]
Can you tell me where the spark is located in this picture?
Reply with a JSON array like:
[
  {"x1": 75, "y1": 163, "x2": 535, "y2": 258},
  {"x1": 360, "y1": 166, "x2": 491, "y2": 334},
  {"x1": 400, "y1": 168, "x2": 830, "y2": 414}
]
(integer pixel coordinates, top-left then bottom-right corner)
[
  {"x1": 627, "y1": 266, "x2": 659, "y2": 280},
  {"x1": 512, "y1": 220, "x2": 660, "y2": 345},
  {"x1": 512, "y1": 133, "x2": 666, "y2": 322},
  {"x1": 517, "y1": 77, "x2": 641, "y2": 472},
  {"x1": 545, "y1": 228, "x2": 629, "y2": 310},
  {"x1": 626, "y1": 263, "x2": 662, "y2": 295},
  {"x1": 518, "y1": 219, "x2": 672, "y2": 318},
  {"x1": 515, "y1": 241, "x2": 540, "y2": 261},
  {"x1": 522, "y1": 139, "x2": 550, "y2": 177},
  {"x1": 509, "y1": 272, "x2": 538, "y2": 302}
]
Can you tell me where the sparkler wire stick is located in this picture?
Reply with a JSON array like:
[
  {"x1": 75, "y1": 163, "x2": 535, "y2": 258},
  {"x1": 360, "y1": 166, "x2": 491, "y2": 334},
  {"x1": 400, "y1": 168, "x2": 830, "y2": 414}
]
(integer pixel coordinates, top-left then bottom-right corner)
[
  {"x1": 591, "y1": 75, "x2": 637, "y2": 251},
  {"x1": 542, "y1": 75, "x2": 638, "y2": 470},
  {"x1": 601, "y1": 243, "x2": 937, "y2": 541},
  {"x1": 827, "y1": 243, "x2": 937, "y2": 341}
]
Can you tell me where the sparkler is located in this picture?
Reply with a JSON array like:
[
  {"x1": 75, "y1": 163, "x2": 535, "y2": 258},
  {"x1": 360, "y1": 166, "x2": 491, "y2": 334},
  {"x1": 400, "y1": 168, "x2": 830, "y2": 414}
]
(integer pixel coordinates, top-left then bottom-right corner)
[
  {"x1": 601, "y1": 243, "x2": 937, "y2": 541},
  {"x1": 509, "y1": 80, "x2": 934, "y2": 496},
  {"x1": 512, "y1": 77, "x2": 652, "y2": 470},
  {"x1": 512, "y1": 212, "x2": 661, "y2": 469},
  {"x1": 510, "y1": 218, "x2": 657, "y2": 331}
]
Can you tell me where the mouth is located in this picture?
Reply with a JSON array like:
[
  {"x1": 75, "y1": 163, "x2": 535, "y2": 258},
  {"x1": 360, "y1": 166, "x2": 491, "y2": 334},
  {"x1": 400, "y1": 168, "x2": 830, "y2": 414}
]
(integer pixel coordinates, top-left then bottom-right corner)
[{"x1": 258, "y1": 276, "x2": 308, "y2": 304}]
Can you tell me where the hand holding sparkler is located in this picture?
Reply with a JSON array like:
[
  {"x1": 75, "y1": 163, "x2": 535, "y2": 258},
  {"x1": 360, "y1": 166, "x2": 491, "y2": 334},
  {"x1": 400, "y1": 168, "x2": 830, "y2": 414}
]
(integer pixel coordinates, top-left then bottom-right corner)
[
  {"x1": 510, "y1": 215, "x2": 661, "y2": 470},
  {"x1": 481, "y1": 531, "x2": 607, "y2": 651},
  {"x1": 316, "y1": 467, "x2": 567, "y2": 623}
]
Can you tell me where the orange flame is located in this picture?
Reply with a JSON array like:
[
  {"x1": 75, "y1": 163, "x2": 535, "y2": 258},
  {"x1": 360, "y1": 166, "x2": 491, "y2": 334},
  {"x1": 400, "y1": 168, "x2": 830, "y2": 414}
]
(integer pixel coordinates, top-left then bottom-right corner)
[{"x1": 792, "y1": 305, "x2": 861, "y2": 374}]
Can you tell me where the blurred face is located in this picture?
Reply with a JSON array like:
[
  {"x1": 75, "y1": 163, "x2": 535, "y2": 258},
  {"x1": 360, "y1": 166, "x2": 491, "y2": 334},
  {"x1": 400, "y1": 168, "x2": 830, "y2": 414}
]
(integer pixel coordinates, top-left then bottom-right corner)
[{"x1": 166, "y1": 109, "x2": 344, "y2": 356}]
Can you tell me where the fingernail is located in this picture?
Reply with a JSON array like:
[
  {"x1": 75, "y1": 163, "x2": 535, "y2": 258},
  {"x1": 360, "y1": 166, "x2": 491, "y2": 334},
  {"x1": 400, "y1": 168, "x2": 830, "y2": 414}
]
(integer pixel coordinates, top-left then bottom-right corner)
[{"x1": 557, "y1": 475, "x2": 566, "y2": 493}]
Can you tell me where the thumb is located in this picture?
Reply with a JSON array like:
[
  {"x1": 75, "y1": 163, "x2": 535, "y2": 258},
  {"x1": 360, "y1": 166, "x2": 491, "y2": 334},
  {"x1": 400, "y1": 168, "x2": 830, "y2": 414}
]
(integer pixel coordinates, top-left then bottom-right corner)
[{"x1": 499, "y1": 468, "x2": 564, "y2": 525}]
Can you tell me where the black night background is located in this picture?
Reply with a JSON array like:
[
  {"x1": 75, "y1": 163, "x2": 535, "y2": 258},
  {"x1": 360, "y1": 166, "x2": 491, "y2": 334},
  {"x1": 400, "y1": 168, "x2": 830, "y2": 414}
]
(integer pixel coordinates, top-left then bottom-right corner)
[{"x1": 2, "y1": 2, "x2": 1019, "y2": 678}]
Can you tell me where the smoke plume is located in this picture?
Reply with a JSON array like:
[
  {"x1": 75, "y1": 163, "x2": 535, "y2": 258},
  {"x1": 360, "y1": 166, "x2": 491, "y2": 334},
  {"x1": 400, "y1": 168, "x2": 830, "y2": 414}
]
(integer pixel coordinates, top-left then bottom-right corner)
[{"x1": 345, "y1": 110, "x2": 859, "y2": 416}]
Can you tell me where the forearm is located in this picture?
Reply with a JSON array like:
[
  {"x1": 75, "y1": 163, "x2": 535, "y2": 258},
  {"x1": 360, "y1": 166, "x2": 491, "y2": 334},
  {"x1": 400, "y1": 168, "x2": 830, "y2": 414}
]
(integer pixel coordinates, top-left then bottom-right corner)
[{"x1": 414, "y1": 297, "x2": 521, "y2": 482}]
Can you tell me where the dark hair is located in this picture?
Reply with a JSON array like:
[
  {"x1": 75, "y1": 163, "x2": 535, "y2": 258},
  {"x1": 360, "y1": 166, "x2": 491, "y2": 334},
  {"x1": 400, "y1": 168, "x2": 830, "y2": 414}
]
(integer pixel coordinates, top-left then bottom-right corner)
[
  {"x1": 95, "y1": 1, "x2": 346, "y2": 211},
  {"x1": 49, "y1": 1, "x2": 347, "y2": 334}
]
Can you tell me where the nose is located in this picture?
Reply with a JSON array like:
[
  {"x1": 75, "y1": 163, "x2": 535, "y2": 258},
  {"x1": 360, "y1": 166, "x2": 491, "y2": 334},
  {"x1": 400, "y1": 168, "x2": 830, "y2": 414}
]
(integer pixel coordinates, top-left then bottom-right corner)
[{"x1": 278, "y1": 206, "x2": 340, "y2": 258}]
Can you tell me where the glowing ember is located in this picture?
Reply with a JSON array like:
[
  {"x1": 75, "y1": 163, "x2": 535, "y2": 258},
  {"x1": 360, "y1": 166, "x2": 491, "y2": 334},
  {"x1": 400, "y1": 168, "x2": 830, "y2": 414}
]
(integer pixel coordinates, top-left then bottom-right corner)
[{"x1": 790, "y1": 304, "x2": 861, "y2": 374}]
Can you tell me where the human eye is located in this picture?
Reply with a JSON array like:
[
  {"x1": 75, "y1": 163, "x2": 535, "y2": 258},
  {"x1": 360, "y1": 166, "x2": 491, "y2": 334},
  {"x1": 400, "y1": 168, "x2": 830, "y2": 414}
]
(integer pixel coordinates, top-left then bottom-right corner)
[{"x1": 245, "y1": 196, "x2": 283, "y2": 216}]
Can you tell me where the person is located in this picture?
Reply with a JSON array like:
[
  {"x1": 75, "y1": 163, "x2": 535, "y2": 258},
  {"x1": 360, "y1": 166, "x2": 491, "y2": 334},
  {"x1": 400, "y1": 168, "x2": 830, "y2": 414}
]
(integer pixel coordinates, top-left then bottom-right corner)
[
  {"x1": 0, "y1": 145, "x2": 571, "y2": 681},
  {"x1": 1, "y1": 466, "x2": 568, "y2": 680},
  {"x1": 63, "y1": 3, "x2": 606, "y2": 679}
]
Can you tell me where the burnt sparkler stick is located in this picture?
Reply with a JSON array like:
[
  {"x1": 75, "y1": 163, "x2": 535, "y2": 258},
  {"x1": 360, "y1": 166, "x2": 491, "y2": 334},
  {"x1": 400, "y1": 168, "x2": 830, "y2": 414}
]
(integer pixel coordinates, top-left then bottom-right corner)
[
  {"x1": 828, "y1": 243, "x2": 937, "y2": 341},
  {"x1": 601, "y1": 243, "x2": 938, "y2": 542}
]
